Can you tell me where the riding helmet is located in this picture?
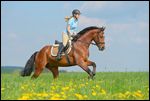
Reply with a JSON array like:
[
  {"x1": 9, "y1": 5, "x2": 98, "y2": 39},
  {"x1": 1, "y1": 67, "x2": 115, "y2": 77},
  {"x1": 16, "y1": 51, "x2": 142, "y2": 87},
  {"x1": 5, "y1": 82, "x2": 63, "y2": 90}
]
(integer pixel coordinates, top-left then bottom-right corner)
[{"x1": 72, "y1": 9, "x2": 81, "y2": 15}]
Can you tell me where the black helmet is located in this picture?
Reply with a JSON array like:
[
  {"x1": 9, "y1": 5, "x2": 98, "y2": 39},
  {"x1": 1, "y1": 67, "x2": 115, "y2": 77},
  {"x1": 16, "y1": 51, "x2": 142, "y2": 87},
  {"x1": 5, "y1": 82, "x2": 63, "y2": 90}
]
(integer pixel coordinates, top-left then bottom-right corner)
[{"x1": 72, "y1": 9, "x2": 81, "y2": 15}]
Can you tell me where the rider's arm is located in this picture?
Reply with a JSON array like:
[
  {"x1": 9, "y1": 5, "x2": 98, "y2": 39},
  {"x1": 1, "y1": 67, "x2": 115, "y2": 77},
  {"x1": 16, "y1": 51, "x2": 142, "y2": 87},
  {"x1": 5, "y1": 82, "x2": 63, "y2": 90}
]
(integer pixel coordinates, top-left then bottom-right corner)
[{"x1": 67, "y1": 25, "x2": 72, "y2": 38}]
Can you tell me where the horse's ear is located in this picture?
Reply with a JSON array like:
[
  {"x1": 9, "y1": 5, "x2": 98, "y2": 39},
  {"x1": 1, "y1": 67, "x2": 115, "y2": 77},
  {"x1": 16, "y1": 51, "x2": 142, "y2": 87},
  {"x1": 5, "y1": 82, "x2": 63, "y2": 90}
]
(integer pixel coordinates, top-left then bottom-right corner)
[
  {"x1": 100, "y1": 26, "x2": 105, "y2": 31},
  {"x1": 102, "y1": 26, "x2": 105, "y2": 31}
]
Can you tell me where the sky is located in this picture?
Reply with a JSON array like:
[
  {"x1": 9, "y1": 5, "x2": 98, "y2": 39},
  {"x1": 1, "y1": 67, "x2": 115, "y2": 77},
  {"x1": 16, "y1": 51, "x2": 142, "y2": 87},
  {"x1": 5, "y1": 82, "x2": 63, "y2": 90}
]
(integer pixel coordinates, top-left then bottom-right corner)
[{"x1": 1, "y1": 1, "x2": 149, "y2": 72}]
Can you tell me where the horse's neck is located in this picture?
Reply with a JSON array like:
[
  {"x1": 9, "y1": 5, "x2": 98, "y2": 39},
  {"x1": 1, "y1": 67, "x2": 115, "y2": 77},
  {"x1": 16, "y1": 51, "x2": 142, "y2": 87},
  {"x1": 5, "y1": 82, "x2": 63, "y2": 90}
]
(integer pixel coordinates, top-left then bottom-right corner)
[{"x1": 76, "y1": 31, "x2": 95, "y2": 48}]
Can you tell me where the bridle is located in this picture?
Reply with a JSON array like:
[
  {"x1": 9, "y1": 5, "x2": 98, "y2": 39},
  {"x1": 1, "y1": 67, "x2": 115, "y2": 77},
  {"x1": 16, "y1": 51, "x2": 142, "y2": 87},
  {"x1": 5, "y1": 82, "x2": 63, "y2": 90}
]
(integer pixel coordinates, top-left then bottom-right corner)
[{"x1": 76, "y1": 30, "x2": 105, "y2": 46}]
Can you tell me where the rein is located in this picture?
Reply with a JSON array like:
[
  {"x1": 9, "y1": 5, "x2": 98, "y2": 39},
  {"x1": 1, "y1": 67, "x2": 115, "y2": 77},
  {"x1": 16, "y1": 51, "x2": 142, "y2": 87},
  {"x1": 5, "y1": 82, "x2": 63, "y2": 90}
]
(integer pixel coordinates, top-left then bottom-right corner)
[
  {"x1": 75, "y1": 32, "x2": 105, "y2": 46},
  {"x1": 72, "y1": 27, "x2": 105, "y2": 46},
  {"x1": 76, "y1": 40, "x2": 105, "y2": 46}
]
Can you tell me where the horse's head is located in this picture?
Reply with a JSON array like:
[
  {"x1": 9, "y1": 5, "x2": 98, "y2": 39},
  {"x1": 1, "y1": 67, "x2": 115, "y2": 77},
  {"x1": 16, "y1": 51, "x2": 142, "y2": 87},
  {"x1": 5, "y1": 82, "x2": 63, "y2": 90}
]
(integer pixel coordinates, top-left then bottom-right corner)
[{"x1": 93, "y1": 27, "x2": 105, "y2": 51}]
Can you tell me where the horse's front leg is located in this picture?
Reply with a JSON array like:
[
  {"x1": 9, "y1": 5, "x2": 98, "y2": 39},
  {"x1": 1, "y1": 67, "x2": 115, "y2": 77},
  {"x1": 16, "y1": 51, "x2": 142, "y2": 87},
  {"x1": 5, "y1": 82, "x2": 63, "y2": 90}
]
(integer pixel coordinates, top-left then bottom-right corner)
[
  {"x1": 77, "y1": 60, "x2": 94, "y2": 79},
  {"x1": 87, "y1": 60, "x2": 96, "y2": 76}
]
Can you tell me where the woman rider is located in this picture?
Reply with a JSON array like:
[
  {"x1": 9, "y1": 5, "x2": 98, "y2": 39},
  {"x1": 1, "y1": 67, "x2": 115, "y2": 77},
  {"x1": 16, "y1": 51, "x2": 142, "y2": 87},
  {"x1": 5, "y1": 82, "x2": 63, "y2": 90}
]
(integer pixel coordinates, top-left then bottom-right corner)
[{"x1": 56, "y1": 9, "x2": 81, "y2": 61}]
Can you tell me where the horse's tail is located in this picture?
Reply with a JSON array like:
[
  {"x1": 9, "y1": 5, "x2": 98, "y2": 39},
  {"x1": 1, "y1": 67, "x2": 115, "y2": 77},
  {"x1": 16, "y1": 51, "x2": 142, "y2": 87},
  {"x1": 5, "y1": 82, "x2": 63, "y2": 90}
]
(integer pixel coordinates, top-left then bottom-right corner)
[{"x1": 20, "y1": 51, "x2": 38, "y2": 77}]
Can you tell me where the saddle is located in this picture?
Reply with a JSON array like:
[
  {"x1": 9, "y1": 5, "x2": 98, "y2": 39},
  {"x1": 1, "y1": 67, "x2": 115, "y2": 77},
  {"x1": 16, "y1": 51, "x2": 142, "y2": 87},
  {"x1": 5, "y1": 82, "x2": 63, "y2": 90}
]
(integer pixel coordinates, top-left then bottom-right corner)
[{"x1": 51, "y1": 40, "x2": 72, "y2": 57}]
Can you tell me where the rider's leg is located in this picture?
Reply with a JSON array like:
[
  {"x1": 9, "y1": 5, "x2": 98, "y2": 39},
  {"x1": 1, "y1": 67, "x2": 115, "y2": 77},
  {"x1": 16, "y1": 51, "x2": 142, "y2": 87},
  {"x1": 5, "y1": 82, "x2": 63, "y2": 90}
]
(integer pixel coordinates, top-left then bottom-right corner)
[
  {"x1": 56, "y1": 33, "x2": 68, "y2": 61},
  {"x1": 56, "y1": 43, "x2": 64, "y2": 61}
]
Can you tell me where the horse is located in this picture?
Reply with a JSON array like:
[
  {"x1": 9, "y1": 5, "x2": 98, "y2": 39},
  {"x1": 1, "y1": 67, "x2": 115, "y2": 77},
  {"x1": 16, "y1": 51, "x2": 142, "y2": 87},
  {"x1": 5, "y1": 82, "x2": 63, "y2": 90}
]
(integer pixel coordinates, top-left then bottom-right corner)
[{"x1": 20, "y1": 26, "x2": 105, "y2": 79}]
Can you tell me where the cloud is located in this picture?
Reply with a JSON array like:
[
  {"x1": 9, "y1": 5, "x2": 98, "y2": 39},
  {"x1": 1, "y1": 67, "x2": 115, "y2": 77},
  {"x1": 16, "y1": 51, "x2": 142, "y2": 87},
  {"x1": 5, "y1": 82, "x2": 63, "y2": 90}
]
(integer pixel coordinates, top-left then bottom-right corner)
[
  {"x1": 8, "y1": 33, "x2": 18, "y2": 39},
  {"x1": 80, "y1": 1, "x2": 123, "y2": 12},
  {"x1": 78, "y1": 15, "x2": 148, "y2": 47},
  {"x1": 80, "y1": 1, "x2": 108, "y2": 11},
  {"x1": 107, "y1": 21, "x2": 149, "y2": 45},
  {"x1": 131, "y1": 36, "x2": 148, "y2": 45},
  {"x1": 79, "y1": 15, "x2": 107, "y2": 28}
]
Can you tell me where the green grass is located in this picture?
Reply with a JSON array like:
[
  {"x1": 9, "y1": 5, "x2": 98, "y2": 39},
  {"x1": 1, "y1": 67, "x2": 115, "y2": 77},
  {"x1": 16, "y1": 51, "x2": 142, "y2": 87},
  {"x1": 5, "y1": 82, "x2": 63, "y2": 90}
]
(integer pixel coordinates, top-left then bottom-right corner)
[{"x1": 1, "y1": 72, "x2": 149, "y2": 100}]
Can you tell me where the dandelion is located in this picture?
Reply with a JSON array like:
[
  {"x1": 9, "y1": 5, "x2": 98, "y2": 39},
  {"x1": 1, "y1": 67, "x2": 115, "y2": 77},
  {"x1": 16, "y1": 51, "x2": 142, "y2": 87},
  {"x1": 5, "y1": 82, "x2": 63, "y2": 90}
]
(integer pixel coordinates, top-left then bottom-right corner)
[
  {"x1": 18, "y1": 95, "x2": 30, "y2": 100},
  {"x1": 49, "y1": 93, "x2": 62, "y2": 100},
  {"x1": 133, "y1": 90, "x2": 143, "y2": 98},
  {"x1": 55, "y1": 94, "x2": 61, "y2": 98},
  {"x1": 21, "y1": 86, "x2": 25, "y2": 90},
  {"x1": 32, "y1": 84, "x2": 35, "y2": 87},
  {"x1": 92, "y1": 92, "x2": 97, "y2": 96},
  {"x1": 61, "y1": 92, "x2": 65, "y2": 95},
  {"x1": 41, "y1": 93, "x2": 48, "y2": 97},
  {"x1": 100, "y1": 89, "x2": 106, "y2": 95},
  {"x1": 50, "y1": 97, "x2": 62, "y2": 100},
  {"x1": 62, "y1": 86, "x2": 69, "y2": 91},
  {"x1": 80, "y1": 84, "x2": 85, "y2": 87},
  {"x1": 75, "y1": 93, "x2": 83, "y2": 99},
  {"x1": 96, "y1": 85, "x2": 100, "y2": 88},
  {"x1": 124, "y1": 91, "x2": 131, "y2": 98},
  {"x1": 51, "y1": 86, "x2": 56, "y2": 90},
  {"x1": 83, "y1": 95, "x2": 88, "y2": 99},
  {"x1": 62, "y1": 94, "x2": 67, "y2": 99},
  {"x1": 1, "y1": 88, "x2": 5, "y2": 91},
  {"x1": 118, "y1": 93, "x2": 126, "y2": 99}
]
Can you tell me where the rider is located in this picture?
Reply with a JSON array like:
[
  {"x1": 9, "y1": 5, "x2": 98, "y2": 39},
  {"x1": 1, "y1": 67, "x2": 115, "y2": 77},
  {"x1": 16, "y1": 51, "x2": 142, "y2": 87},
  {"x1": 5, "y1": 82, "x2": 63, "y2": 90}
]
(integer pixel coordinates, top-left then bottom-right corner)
[{"x1": 56, "y1": 9, "x2": 81, "y2": 61}]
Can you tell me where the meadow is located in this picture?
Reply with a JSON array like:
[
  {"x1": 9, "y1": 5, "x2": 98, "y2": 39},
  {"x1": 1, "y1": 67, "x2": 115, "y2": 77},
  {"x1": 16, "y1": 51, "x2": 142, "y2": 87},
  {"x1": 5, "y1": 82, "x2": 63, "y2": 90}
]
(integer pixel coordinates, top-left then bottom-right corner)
[{"x1": 1, "y1": 72, "x2": 149, "y2": 100}]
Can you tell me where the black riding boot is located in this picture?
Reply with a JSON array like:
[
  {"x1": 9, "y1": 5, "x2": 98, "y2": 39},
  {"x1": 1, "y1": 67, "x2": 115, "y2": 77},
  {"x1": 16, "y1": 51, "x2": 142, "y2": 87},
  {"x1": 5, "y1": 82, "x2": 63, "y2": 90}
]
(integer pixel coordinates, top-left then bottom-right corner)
[{"x1": 56, "y1": 44, "x2": 64, "y2": 61}]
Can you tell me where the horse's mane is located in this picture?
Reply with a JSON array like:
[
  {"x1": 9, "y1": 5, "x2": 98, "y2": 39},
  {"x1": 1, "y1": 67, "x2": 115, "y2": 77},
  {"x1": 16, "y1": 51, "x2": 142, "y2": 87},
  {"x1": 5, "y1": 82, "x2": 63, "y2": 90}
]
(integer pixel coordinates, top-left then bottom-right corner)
[{"x1": 72, "y1": 26, "x2": 103, "y2": 42}]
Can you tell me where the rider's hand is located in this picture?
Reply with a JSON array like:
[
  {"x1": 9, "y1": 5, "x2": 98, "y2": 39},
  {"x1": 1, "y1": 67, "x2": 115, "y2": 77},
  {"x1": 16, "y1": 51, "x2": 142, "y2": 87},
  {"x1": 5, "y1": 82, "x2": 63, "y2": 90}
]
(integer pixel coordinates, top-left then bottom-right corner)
[
  {"x1": 73, "y1": 32, "x2": 77, "y2": 36},
  {"x1": 69, "y1": 36, "x2": 73, "y2": 40}
]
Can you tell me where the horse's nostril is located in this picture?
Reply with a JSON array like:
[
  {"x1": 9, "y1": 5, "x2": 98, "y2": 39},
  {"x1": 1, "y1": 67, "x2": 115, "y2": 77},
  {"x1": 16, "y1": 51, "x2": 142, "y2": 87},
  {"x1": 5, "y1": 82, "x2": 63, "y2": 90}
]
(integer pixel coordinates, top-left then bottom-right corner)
[{"x1": 103, "y1": 47, "x2": 105, "y2": 50}]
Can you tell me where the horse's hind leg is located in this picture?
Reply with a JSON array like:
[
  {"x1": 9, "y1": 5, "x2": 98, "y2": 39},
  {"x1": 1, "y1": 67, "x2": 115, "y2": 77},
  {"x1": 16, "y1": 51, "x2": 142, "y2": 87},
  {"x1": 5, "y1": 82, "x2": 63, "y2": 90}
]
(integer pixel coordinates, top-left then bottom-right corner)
[
  {"x1": 31, "y1": 65, "x2": 44, "y2": 79},
  {"x1": 31, "y1": 52, "x2": 47, "y2": 79},
  {"x1": 47, "y1": 66, "x2": 59, "y2": 79}
]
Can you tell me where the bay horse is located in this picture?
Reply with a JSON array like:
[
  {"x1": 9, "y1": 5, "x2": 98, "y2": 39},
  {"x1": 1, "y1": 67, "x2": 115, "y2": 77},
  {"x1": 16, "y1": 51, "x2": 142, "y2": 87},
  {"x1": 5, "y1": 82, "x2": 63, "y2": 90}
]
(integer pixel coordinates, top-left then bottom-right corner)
[{"x1": 21, "y1": 26, "x2": 105, "y2": 79}]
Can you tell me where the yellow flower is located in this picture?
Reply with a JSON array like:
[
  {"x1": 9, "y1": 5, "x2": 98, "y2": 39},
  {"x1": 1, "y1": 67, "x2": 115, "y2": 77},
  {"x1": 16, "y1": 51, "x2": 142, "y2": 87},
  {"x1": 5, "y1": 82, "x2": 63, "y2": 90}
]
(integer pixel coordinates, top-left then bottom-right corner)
[
  {"x1": 41, "y1": 93, "x2": 48, "y2": 97},
  {"x1": 133, "y1": 90, "x2": 143, "y2": 98},
  {"x1": 62, "y1": 95, "x2": 67, "y2": 99},
  {"x1": 50, "y1": 94, "x2": 62, "y2": 100},
  {"x1": 96, "y1": 85, "x2": 100, "y2": 88},
  {"x1": 124, "y1": 91, "x2": 131, "y2": 98},
  {"x1": 18, "y1": 95, "x2": 29, "y2": 100},
  {"x1": 21, "y1": 86, "x2": 25, "y2": 90},
  {"x1": 32, "y1": 84, "x2": 36, "y2": 87},
  {"x1": 62, "y1": 86, "x2": 69, "y2": 91},
  {"x1": 1, "y1": 88, "x2": 5, "y2": 91},
  {"x1": 100, "y1": 89, "x2": 106, "y2": 95},
  {"x1": 61, "y1": 92, "x2": 65, "y2": 95},
  {"x1": 118, "y1": 93, "x2": 126, "y2": 99},
  {"x1": 50, "y1": 97, "x2": 62, "y2": 100},
  {"x1": 55, "y1": 94, "x2": 60, "y2": 98},
  {"x1": 75, "y1": 93, "x2": 83, "y2": 99},
  {"x1": 84, "y1": 95, "x2": 88, "y2": 98},
  {"x1": 80, "y1": 84, "x2": 85, "y2": 87},
  {"x1": 51, "y1": 86, "x2": 56, "y2": 90},
  {"x1": 92, "y1": 92, "x2": 97, "y2": 96},
  {"x1": 36, "y1": 93, "x2": 42, "y2": 96}
]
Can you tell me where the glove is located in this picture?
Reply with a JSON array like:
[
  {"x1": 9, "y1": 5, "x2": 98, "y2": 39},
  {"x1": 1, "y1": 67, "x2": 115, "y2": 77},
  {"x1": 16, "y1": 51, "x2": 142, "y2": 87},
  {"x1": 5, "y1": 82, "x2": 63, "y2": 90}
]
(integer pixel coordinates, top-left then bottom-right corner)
[
  {"x1": 69, "y1": 37, "x2": 73, "y2": 40},
  {"x1": 73, "y1": 32, "x2": 77, "y2": 35},
  {"x1": 68, "y1": 32, "x2": 73, "y2": 40},
  {"x1": 71, "y1": 32, "x2": 77, "y2": 38}
]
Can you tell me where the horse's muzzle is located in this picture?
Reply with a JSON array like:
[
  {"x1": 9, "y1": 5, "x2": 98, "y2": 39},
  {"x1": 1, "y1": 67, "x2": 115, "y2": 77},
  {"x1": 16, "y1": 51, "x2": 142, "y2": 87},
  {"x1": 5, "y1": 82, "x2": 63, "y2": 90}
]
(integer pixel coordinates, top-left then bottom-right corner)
[{"x1": 99, "y1": 47, "x2": 105, "y2": 51}]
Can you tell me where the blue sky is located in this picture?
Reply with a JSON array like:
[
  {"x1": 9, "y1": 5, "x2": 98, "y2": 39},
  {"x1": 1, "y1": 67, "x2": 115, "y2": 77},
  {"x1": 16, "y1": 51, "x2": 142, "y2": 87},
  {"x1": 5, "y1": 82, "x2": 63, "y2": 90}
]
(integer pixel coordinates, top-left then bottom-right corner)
[{"x1": 1, "y1": 1, "x2": 149, "y2": 71}]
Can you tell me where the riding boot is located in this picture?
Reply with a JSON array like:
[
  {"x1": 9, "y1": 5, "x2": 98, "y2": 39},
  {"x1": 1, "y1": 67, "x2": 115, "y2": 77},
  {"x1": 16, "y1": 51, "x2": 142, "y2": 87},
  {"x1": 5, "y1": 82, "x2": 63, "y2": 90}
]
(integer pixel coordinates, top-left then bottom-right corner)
[{"x1": 56, "y1": 44, "x2": 65, "y2": 61}]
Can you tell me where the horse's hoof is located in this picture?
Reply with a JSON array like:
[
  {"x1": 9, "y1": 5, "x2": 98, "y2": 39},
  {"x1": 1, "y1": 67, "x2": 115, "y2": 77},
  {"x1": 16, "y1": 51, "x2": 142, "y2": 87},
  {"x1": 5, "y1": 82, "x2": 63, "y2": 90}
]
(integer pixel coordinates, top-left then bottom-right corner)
[{"x1": 88, "y1": 76, "x2": 94, "y2": 80}]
